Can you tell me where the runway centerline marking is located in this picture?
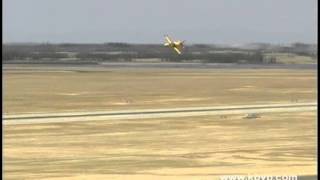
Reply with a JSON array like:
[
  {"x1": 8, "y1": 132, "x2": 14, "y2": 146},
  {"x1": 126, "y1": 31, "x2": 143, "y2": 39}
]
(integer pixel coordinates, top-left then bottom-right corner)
[{"x1": 3, "y1": 102, "x2": 317, "y2": 125}]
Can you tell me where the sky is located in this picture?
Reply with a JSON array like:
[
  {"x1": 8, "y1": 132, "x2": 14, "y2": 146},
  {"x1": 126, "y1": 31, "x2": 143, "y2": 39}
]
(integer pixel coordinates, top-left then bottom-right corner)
[{"x1": 3, "y1": 0, "x2": 318, "y2": 44}]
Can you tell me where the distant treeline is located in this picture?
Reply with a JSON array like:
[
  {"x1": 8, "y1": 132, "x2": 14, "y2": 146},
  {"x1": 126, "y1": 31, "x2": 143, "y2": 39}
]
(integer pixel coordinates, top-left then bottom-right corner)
[{"x1": 2, "y1": 42, "x2": 317, "y2": 64}]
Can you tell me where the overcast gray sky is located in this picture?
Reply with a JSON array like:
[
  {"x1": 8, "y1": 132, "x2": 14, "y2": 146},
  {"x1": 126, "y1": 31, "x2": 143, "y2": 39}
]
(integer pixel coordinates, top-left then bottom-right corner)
[{"x1": 3, "y1": 0, "x2": 317, "y2": 44}]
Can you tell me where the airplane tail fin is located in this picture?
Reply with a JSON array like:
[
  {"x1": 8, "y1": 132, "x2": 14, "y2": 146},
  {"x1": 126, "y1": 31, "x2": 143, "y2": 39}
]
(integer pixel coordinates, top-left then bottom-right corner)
[{"x1": 181, "y1": 40, "x2": 185, "y2": 48}]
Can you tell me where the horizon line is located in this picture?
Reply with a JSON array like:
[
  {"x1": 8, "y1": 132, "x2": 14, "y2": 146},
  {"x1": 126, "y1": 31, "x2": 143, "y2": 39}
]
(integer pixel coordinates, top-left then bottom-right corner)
[{"x1": 3, "y1": 41, "x2": 317, "y2": 46}]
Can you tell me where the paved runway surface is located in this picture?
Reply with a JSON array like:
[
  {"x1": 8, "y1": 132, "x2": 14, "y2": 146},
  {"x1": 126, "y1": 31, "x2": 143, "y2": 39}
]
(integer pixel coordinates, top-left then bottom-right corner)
[{"x1": 4, "y1": 102, "x2": 316, "y2": 125}]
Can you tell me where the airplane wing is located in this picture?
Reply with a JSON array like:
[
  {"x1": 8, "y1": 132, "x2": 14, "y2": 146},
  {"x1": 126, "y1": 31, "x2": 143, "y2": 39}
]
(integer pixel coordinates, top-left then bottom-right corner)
[
  {"x1": 165, "y1": 36, "x2": 172, "y2": 43},
  {"x1": 173, "y1": 47, "x2": 182, "y2": 54}
]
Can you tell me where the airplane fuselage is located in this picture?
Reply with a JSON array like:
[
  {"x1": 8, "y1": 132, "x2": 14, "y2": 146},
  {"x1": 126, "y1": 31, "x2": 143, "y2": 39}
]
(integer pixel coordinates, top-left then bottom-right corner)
[
  {"x1": 164, "y1": 35, "x2": 184, "y2": 54},
  {"x1": 165, "y1": 42, "x2": 180, "y2": 48}
]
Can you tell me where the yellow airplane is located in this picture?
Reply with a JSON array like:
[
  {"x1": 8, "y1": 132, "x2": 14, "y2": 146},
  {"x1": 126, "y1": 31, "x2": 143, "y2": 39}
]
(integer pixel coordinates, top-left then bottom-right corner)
[{"x1": 164, "y1": 35, "x2": 185, "y2": 54}]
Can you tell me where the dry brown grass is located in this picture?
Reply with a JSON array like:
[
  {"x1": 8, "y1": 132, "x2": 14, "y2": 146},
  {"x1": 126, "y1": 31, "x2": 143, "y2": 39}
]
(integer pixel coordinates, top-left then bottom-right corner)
[
  {"x1": 4, "y1": 111, "x2": 317, "y2": 179},
  {"x1": 3, "y1": 66, "x2": 317, "y2": 179},
  {"x1": 3, "y1": 67, "x2": 317, "y2": 114}
]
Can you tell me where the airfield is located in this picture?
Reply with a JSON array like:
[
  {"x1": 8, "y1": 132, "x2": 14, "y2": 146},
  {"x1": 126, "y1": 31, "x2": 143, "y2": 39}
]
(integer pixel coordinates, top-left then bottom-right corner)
[{"x1": 3, "y1": 64, "x2": 317, "y2": 180}]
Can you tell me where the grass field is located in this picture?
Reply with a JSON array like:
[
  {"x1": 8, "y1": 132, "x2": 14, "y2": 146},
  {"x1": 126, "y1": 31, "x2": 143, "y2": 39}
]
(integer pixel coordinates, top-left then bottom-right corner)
[
  {"x1": 3, "y1": 67, "x2": 316, "y2": 114},
  {"x1": 3, "y1": 65, "x2": 317, "y2": 180},
  {"x1": 4, "y1": 111, "x2": 317, "y2": 180}
]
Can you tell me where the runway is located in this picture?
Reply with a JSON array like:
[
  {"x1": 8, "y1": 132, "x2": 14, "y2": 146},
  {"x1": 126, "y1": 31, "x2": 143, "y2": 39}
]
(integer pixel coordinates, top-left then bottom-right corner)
[{"x1": 3, "y1": 102, "x2": 316, "y2": 125}]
